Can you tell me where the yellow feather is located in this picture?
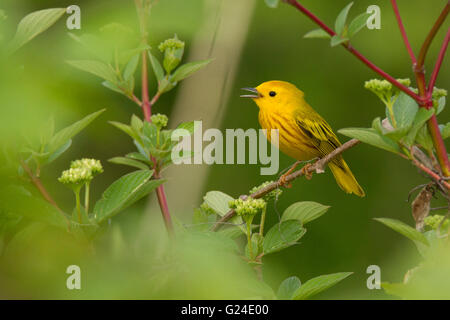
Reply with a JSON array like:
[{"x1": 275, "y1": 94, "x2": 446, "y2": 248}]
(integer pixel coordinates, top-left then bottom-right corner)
[{"x1": 250, "y1": 80, "x2": 365, "y2": 197}]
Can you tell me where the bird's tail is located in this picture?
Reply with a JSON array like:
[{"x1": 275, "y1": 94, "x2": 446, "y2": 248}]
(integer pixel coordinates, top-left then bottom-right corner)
[{"x1": 328, "y1": 159, "x2": 365, "y2": 197}]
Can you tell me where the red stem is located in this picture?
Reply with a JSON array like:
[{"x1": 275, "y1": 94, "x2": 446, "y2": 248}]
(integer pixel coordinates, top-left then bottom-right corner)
[
  {"x1": 285, "y1": 0, "x2": 422, "y2": 103},
  {"x1": 428, "y1": 27, "x2": 450, "y2": 93},
  {"x1": 285, "y1": 0, "x2": 450, "y2": 177},
  {"x1": 135, "y1": 0, "x2": 174, "y2": 235},
  {"x1": 390, "y1": 0, "x2": 417, "y2": 64}
]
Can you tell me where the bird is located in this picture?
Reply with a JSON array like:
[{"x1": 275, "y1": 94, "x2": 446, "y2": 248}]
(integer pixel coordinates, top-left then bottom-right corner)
[{"x1": 241, "y1": 80, "x2": 365, "y2": 197}]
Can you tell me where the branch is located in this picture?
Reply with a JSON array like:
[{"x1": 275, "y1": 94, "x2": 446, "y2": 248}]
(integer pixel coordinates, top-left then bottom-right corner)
[
  {"x1": 211, "y1": 139, "x2": 361, "y2": 231},
  {"x1": 20, "y1": 160, "x2": 68, "y2": 222},
  {"x1": 416, "y1": 2, "x2": 450, "y2": 71},
  {"x1": 390, "y1": 0, "x2": 417, "y2": 64},
  {"x1": 284, "y1": 0, "x2": 422, "y2": 103},
  {"x1": 135, "y1": 0, "x2": 174, "y2": 235},
  {"x1": 428, "y1": 27, "x2": 450, "y2": 93}
]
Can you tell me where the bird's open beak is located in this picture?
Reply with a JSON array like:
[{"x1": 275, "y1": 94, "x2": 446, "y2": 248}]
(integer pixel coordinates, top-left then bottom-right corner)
[{"x1": 240, "y1": 87, "x2": 261, "y2": 98}]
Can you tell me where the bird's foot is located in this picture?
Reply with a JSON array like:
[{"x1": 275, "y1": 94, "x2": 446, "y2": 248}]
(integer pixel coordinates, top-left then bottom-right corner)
[
  {"x1": 277, "y1": 161, "x2": 301, "y2": 188},
  {"x1": 301, "y1": 163, "x2": 314, "y2": 180}
]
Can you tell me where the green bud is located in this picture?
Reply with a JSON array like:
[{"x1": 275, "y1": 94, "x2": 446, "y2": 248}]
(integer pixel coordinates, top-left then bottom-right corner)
[
  {"x1": 58, "y1": 167, "x2": 93, "y2": 185},
  {"x1": 71, "y1": 158, "x2": 103, "y2": 175},
  {"x1": 249, "y1": 181, "x2": 282, "y2": 201},
  {"x1": 229, "y1": 197, "x2": 266, "y2": 219},
  {"x1": 151, "y1": 113, "x2": 168, "y2": 129},
  {"x1": 200, "y1": 202, "x2": 216, "y2": 216},
  {"x1": 424, "y1": 214, "x2": 449, "y2": 230},
  {"x1": 364, "y1": 78, "x2": 412, "y2": 103},
  {"x1": 431, "y1": 87, "x2": 447, "y2": 100},
  {"x1": 158, "y1": 35, "x2": 185, "y2": 74}
]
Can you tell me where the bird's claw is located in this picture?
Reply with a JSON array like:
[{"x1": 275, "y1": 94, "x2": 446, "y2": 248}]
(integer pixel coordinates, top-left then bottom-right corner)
[
  {"x1": 301, "y1": 163, "x2": 314, "y2": 180},
  {"x1": 278, "y1": 174, "x2": 292, "y2": 188}
]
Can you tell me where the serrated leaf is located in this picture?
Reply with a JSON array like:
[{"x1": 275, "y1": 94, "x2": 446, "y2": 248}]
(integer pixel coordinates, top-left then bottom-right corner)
[
  {"x1": 292, "y1": 272, "x2": 352, "y2": 300},
  {"x1": 338, "y1": 127, "x2": 401, "y2": 154},
  {"x1": 330, "y1": 35, "x2": 348, "y2": 47},
  {"x1": 264, "y1": 0, "x2": 279, "y2": 8},
  {"x1": 123, "y1": 54, "x2": 139, "y2": 81},
  {"x1": 93, "y1": 170, "x2": 159, "y2": 223},
  {"x1": 171, "y1": 59, "x2": 212, "y2": 83},
  {"x1": 304, "y1": 29, "x2": 331, "y2": 39},
  {"x1": 374, "y1": 217, "x2": 429, "y2": 245},
  {"x1": 281, "y1": 201, "x2": 330, "y2": 225},
  {"x1": 148, "y1": 51, "x2": 165, "y2": 82},
  {"x1": 277, "y1": 276, "x2": 301, "y2": 300},
  {"x1": 263, "y1": 220, "x2": 306, "y2": 255},
  {"x1": 9, "y1": 8, "x2": 66, "y2": 53},
  {"x1": 109, "y1": 157, "x2": 149, "y2": 170},
  {"x1": 67, "y1": 60, "x2": 117, "y2": 83},
  {"x1": 48, "y1": 109, "x2": 105, "y2": 154},
  {"x1": 348, "y1": 12, "x2": 370, "y2": 37},
  {"x1": 335, "y1": 2, "x2": 353, "y2": 35}
]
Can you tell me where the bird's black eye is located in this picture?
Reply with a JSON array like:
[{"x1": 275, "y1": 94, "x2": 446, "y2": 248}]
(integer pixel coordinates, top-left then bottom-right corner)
[{"x1": 269, "y1": 91, "x2": 276, "y2": 97}]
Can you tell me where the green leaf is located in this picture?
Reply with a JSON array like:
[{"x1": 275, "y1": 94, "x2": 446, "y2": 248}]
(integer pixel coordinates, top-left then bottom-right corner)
[
  {"x1": 8, "y1": 8, "x2": 66, "y2": 53},
  {"x1": 264, "y1": 0, "x2": 279, "y2": 8},
  {"x1": 263, "y1": 220, "x2": 306, "y2": 255},
  {"x1": 348, "y1": 12, "x2": 370, "y2": 37},
  {"x1": 109, "y1": 157, "x2": 149, "y2": 170},
  {"x1": 292, "y1": 272, "x2": 352, "y2": 300},
  {"x1": 203, "y1": 191, "x2": 234, "y2": 216},
  {"x1": 281, "y1": 201, "x2": 330, "y2": 225},
  {"x1": 102, "y1": 81, "x2": 124, "y2": 95},
  {"x1": 48, "y1": 109, "x2": 105, "y2": 154},
  {"x1": 374, "y1": 218, "x2": 429, "y2": 246},
  {"x1": 392, "y1": 92, "x2": 419, "y2": 129},
  {"x1": 435, "y1": 96, "x2": 446, "y2": 115},
  {"x1": 403, "y1": 108, "x2": 434, "y2": 146},
  {"x1": 304, "y1": 29, "x2": 331, "y2": 39},
  {"x1": 277, "y1": 276, "x2": 301, "y2": 300},
  {"x1": 123, "y1": 54, "x2": 139, "y2": 81},
  {"x1": 109, "y1": 121, "x2": 141, "y2": 142},
  {"x1": 338, "y1": 127, "x2": 401, "y2": 154},
  {"x1": 176, "y1": 121, "x2": 196, "y2": 134},
  {"x1": 384, "y1": 126, "x2": 410, "y2": 142},
  {"x1": 416, "y1": 125, "x2": 434, "y2": 152},
  {"x1": 93, "y1": 170, "x2": 159, "y2": 223},
  {"x1": 440, "y1": 122, "x2": 450, "y2": 139},
  {"x1": 330, "y1": 35, "x2": 348, "y2": 47},
  {"x1": 203, "y1": 191, "x2": 246, "y2": 234},
  {"x1": 171, "y1": 59, "x2": 212, "y2": 83},
  {"x1": 126, "y1": 152, "x2": 150, "y2": 163},
  {"x1": 67, "y1": 60, "x2": 118, "y2": 83},
  {"x1": 45, "y1": 139, "x2": 72, "y2": 164},
  {"x1": 335, "y1": 2, "x2": 353, "y2": 35},
  {"x1": 148, "y1": 51, "x2": 165, "y2": 82},
  {"x1": 0, "y1": 188, "x2": 67, "y2": 229}
]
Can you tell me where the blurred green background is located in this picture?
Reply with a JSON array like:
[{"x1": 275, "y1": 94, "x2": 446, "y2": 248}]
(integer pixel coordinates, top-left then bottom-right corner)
[{"x1": 0, "y1": 0, "x2": 449, "y2": 299}]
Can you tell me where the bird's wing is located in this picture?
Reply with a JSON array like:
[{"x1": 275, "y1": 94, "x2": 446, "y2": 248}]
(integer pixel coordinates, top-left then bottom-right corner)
[{"x1": 295, "y1": 116, "x2": 344, "y2": 168}]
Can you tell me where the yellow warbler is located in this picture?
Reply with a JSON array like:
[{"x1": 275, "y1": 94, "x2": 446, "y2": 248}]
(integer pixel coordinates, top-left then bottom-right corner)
[{"x1": 241, "y1": 80, "x2": 365, "y2": 197}]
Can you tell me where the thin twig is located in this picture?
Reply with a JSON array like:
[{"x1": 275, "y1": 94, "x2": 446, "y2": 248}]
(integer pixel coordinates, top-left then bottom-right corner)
[
  {"x1": 211, "y1": 139, "x2": 361, "y2": 231},
  {"x1": 390, "y1": 0, "x2": 417, "y2": 64},
  {"x1": 284, "y1": 0, "x2": 422, "y2": 103},
  {"x1": 428, "y1": 27, "x2": 450, "y2": 93}
]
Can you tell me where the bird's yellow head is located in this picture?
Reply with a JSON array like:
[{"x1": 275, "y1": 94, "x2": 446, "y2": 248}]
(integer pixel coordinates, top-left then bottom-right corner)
[{"x1": 241, "y1": 80, "x2": 305, "y2": 112}]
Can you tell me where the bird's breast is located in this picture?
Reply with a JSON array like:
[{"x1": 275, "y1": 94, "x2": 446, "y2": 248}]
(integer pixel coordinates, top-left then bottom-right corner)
[{"x1": 258, "y1": 110, "x2": 318, "y2": 161}]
